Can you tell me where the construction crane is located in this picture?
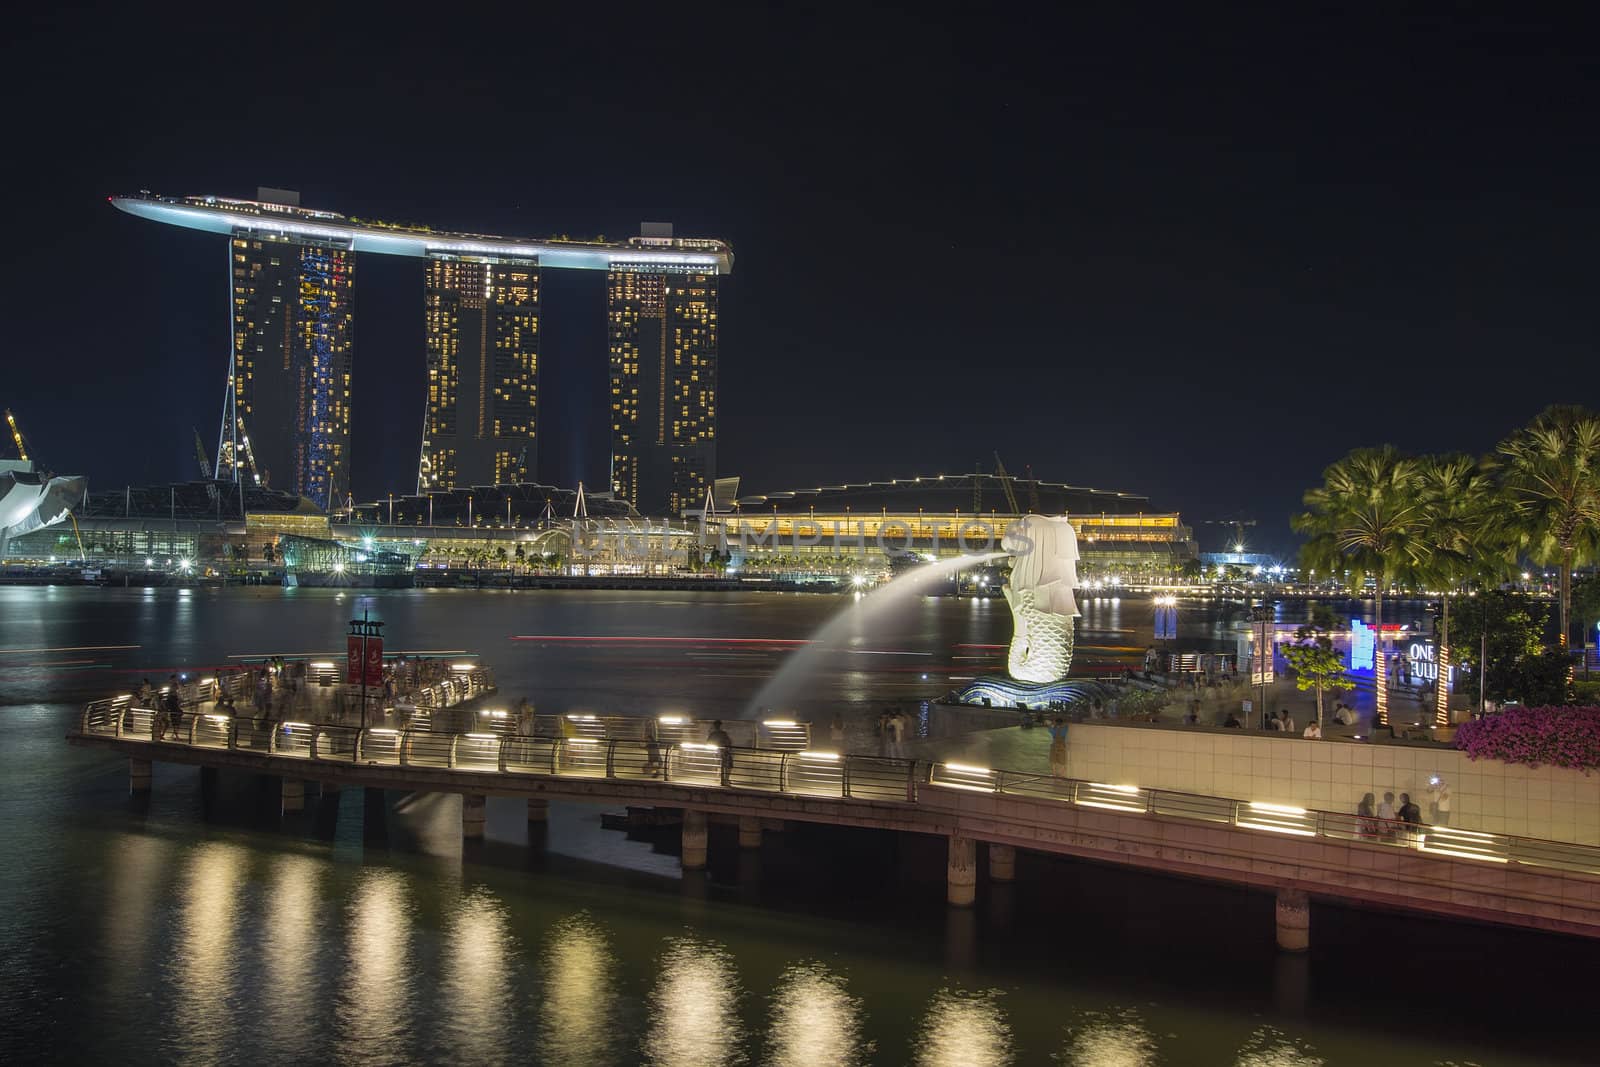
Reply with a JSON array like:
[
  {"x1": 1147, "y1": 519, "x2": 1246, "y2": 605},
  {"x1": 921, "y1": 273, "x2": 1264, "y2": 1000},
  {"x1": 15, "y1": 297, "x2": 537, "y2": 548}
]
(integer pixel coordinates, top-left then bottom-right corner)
[
  {"x1": 992, "y1": 452, "x2": 1021, "y2": 514},
  {"x1": 1023, "y1": 463, "x2": 1042, "y2": 513},
  {"x1": 193, "y1": 428, "x2": 220, "y2": 507},
  {"x1": 5, "y1": 409, "x2": 30, "y2": 463}
]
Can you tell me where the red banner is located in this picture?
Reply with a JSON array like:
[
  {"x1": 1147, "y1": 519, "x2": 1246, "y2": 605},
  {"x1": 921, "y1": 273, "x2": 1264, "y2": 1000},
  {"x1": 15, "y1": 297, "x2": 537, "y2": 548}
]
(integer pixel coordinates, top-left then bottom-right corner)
[{"x1": 347, "y1": 635, "x2": 385, "y2": 685}]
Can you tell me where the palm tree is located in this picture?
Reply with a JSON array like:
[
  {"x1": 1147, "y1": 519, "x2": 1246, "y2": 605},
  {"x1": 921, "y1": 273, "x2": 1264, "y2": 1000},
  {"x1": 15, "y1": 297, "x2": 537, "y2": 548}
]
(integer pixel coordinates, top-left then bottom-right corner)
[
  {"x1": 1411, "y1": 455, "x2": 1512, "y2": 725},
  {"x1": 1294, "y1": 447, "x2": 1429, "y2": 727},
  {"x1": 1494, "y1": 406, "x2": 1600, "y2": 654}
]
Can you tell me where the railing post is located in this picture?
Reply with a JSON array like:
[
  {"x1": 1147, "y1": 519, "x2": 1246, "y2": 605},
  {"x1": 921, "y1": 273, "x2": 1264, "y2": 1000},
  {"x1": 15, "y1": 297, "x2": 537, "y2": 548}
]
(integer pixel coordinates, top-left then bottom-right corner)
[
  {"x1": 310, "y1": 728, "x2": 321, "y2": 761},
  {"x1": 268, "y1": 723, "x2": 278, "y2": 754},
  {"x1": 447, "y1": 734, "x2": 459, "y2": 769},
  {"x1": 843, "y1": 756, "x2": 852, "y2": 799},
  {"x1": 779, "y1": 752, "x2": 790, "y2": 793},
  {"x1": 228, "y1": 719, "x2": 238, "y2": 751},
  {"x1": 399, "y1": 730, "x2": 410, "y2": 767},
  {"x1": 905, "y1": 760, "x2": 917, "y2": 803},
  {"x1": 354, "y1": 729, "x2": 364, "y2": 764},
  {"x1": 115, "y1": 706, "x2": 124, "y2": 739},
  {"x1": 605, "y1": 740, "x2": 616, "y2": 778},
  {"x1": 497, "y1": 736, "x2": 508, "y2": 773}
]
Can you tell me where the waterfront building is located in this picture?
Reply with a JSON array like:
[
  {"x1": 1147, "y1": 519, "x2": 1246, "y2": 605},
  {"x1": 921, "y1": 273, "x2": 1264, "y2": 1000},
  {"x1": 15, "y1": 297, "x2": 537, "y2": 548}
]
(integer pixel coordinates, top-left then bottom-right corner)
[
  {"x1": 112, "y1": 192, "x2": 732, "y2": 508},
  {"x1": 608, "y1": 233, "x2": 719, "y2": 515},
  {"x1": 722, "y1": 473, "x2": 1197, "y2": 580},
  {"x1": 224, "y1": 194, "x2": 355, "y2": 510},
  {"x1": 418, "y1": 255, "x2": 540, "y2": 492}
]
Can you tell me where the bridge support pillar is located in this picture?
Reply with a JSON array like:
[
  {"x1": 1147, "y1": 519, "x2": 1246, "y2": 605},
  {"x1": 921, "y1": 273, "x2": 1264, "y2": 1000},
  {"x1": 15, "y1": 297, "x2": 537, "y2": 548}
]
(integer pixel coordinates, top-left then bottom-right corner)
[
  {"x1": 280, "y1": 778, "x2": 304, "y2": 814},
  {"x1": 947, "y1": 835, "x2": 977, "y2": 907},
  {"x1": 526, "y1": 798, "x2": 549, "y2": 823},
  {"x1": 988, "y1": 843, "x2": 1016, "y2": 883},
  {"x1": 462, "y1": 794, "x2": 486, "y2": 838},
  {"x1": 1276, "y1": 889, "x2": 1310, "y2": 952},
  {"x1": 682, "y1": 810, "x2": 708, "y2": 870},
  {"x1": 738, "y1": 816, "x2": 762, "y2": 849},
  {"x1": 129, "y1": 758, "x2": 152, "y2": 794}
]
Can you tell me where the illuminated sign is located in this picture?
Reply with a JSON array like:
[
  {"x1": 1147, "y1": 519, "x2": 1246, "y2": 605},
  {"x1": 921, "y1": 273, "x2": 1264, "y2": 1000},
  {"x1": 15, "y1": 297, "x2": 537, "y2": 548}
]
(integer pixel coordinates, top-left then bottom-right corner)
[
  {"x1": 1350, "y1": 619, "x2": 1374, "y2": 671},
  {"x1": 1407, "y1": 640, "x2": 1438, "y2": 683}
]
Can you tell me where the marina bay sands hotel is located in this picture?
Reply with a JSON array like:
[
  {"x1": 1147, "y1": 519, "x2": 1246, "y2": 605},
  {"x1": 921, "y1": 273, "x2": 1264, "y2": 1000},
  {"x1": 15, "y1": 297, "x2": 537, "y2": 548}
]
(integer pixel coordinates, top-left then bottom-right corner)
[{"x1": 112, "y1": 190, "x2": 731, "y2": 515}]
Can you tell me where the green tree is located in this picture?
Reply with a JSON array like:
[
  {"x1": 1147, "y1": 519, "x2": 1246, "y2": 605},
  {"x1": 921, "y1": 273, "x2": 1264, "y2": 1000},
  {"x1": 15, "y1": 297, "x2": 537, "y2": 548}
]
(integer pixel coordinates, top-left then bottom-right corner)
[
  {"x1": 1571, "y1": 575, "x2": 1600, "y2": 676},
  {"x1": 1294, "y1": 446, "x2": 1430, "y2": 725},
  {"x1": 1494, "y1": 406, "x2": 1600, "y2": 652},
  {"x1": 1281, "y1": 626, "x2": 1355, "y2": 723},
  {"x1": 1451, "y1": 592, "x2": 1569, "y2": 707},
  {"x1": 1411, "y1": 454, "x2": 1513, "y2": 724}
]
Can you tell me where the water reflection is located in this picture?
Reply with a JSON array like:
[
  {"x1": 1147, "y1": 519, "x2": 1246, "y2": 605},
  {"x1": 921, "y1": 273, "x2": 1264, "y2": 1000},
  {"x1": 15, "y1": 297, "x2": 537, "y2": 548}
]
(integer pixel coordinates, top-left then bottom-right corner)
[
  {"x1": 263, "y1": 853, "x2": 321, "y2": 1055},
  {"x1": 172, "y1": 841, "x2": 248, "y2": 1063},
  {"x1": 537, "y1": 913, "x2": 619, "y2": 1064},
  {"x1": 1061, "y1": 1007, "x2": 1158, "y2": 1066},
  {"x1": 644, "y1": 936, "x2": 744, "y2": 1067},
  {"x1": 336, "y1": 868, "x2": 413, "y2": 1064},
  {"x1": 101, "y1": 834, "x2": 168, "y2": 1007},
  {"x1": 1235, "y1": 1026, "x2": 1325, "y2": 1067},
  {"x1": 440, "y1": 888, "x2": 515, "y2": 1065},
  {"x1": 765, "y1": 961, "x2": 867, "y2": 1067},
  {"x1": 915, "y1": 987, "x2": 1012, "y2": 1067}
]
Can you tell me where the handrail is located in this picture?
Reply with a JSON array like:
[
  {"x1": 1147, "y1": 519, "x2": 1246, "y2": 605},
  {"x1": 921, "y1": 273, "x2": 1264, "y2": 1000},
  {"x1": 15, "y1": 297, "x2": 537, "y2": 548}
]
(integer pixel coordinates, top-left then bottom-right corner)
[{"x1": 71, "y1": 699, "x2": 1600, "y2": 880}]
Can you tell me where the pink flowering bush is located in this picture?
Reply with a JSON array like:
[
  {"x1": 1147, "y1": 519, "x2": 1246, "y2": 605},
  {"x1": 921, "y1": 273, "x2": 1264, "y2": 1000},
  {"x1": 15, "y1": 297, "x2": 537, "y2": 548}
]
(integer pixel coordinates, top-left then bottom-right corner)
[{"x1": 1454, "y1": 706, "x2": 1600, "y2": 771}]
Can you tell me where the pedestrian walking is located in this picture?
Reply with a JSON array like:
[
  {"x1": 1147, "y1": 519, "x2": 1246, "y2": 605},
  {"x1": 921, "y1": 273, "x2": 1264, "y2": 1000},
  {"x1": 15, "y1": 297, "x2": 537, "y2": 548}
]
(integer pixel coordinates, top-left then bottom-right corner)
[
  {"x1": 1046, "y1": 717, "x2": 1069, "y2": 777},
  {"x1": 1428, "y1": 779, "x2": 1452, "y2": 826},
  {"x1": 887, "y1": 709, "x2": 907, "y2": 758},
  {"x1": 707, "y1": 719, "x2": 734, "y2": 785}
]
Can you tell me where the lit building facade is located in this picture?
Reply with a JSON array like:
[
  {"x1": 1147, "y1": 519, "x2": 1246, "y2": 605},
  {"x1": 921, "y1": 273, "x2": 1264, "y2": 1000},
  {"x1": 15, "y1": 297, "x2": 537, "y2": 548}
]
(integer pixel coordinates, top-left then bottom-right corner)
[
  {"x1": 608, "y1": 263, "x2": 718, "y2": 516},
  {"x1": 417, "y1": 255, "x2": 540, "y2": 491},
  {"x1": 228, "y1": 232, "x2": 354, "y2": 510},
  {"x1": 114, "y1": 191, "x2": 731, "y2": 515}
]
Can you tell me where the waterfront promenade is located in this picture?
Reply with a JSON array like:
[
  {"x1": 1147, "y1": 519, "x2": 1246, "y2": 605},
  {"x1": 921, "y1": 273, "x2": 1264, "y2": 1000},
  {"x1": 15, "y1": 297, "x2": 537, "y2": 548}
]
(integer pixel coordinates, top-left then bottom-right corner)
[{"x1": 68, "y1": 684, "x2": 1600, "y2": 949}]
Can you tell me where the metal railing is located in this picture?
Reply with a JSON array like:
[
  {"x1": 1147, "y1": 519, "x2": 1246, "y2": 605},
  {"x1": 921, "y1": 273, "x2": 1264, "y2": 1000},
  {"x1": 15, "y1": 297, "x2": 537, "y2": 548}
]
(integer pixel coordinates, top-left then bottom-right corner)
[
  {"x1": 454, "y1": 711, "x2": 811, "y2": 751},
  {"x1": 75, "y1": 698, "x2": 1600, "y2": 879}
]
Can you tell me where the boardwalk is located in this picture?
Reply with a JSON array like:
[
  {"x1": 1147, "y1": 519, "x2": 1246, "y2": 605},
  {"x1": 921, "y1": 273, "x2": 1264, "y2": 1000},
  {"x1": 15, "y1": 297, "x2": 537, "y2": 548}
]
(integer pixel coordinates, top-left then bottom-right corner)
[{"x1": 68, "y1": 686, "x2": 1600, "y2": 947}]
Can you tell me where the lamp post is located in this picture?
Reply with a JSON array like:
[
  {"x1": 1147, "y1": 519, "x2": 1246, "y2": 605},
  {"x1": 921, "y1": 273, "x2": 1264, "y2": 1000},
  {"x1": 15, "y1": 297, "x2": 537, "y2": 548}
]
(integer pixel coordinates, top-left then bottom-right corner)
[{"x1": 1249, "y1": 603, "x2": 1274, "y2": 729}]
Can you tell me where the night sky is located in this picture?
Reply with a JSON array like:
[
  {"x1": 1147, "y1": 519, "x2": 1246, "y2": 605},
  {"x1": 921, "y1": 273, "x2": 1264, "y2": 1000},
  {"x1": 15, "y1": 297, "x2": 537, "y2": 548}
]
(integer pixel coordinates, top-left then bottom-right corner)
[{"x1": 5, "y1": 6, "x2": 1596, "y2": 555}]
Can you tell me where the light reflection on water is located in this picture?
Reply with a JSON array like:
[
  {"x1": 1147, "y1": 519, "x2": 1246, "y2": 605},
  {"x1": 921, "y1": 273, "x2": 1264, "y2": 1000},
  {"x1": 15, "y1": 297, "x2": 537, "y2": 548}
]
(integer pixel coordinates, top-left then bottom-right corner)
[
  {"x1": 263, "y1": 851, "x2": 321, "y2": 1052},
  {"x1": 440, "y1": 888, "x2": 516, "y2": 1066},
  {"x1": 645, "y1": 936, "x2": 745, "y2": 1067},
  {"x1": 336, "y1": 868, "x2": 413, "y2": 1064},
  {"x1": 765, "y1": 961, "x2": 867, "y2": 1067},
  {"x1": 916, "y1": 987, "x2": 1013, "y2": 1067},
  {"x1": 537, "y1": 913, "x2": 620, "y2": 1064},
  {"x1": 1062, "y1": 1007, "x2": 1158, "y2": 1066},
  {"x1": 1235, "y1": 1026, "x2": 1326, "y2": 1067},
  {"x1": 171, "y1": 841, "x2": 247, "y2": 1064}
]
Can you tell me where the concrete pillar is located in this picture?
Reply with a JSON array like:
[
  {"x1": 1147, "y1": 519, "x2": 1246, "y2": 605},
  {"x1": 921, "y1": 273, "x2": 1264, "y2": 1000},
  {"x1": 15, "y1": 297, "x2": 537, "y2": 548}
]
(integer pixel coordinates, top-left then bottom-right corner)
[
  {"x1": 738, "y1": 815, "x2": 762, "y2": 850},
  {"x1": 462, "y1": 794, "x2": 487, "y2": 838},
  {"x1": 1276, "y1": 889, "x2": 1310, "y2": 952},
  {"x1": 526, "y1": 798, "x2": 549, "y2": 823},
  {"x1": 129, "y1": 758, "x2": 152, "y2": 794},
  {"x1": 682, "y1": 809, "x2": 708, "y2": 870},
  {"x1": 281, "y1": 778, "x2": 305, "y2": 814},
  {"x1": 947, "y1": 835, "x2": 977, "y2": 907},
  {"x1": 988, "y1": 843, "x2": 1016, "y2": 883}
]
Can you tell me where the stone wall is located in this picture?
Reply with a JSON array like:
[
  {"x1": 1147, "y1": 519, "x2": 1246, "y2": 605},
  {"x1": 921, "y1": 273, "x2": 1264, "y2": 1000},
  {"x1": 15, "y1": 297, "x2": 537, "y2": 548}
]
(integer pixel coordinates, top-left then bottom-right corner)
[{"x1": 1063, "y1": 722, "x2": 1600, "y2": 845}]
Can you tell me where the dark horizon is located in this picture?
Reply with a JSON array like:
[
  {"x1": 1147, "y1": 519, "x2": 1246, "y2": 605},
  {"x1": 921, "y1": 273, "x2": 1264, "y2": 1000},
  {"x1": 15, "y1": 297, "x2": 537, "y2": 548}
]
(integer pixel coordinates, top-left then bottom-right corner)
[{"x1": 6, "y1": 6, "x2": 1599, "y2": 556}]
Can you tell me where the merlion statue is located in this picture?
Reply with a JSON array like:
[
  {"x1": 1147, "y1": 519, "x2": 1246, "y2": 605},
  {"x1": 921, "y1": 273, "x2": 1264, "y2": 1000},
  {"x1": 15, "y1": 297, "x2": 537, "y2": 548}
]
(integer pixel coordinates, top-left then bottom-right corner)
[{"x1": 1001, "y1": 514, "x2": 1081, "y2": 683}]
